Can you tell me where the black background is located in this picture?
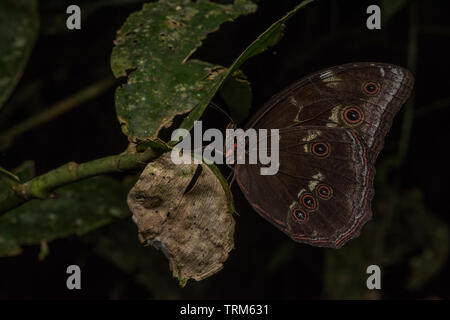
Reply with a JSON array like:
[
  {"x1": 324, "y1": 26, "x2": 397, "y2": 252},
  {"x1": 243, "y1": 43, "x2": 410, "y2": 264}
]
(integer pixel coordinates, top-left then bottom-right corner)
[{"x1": 0, "y1": 0, "x2": 449, "y2": 299}]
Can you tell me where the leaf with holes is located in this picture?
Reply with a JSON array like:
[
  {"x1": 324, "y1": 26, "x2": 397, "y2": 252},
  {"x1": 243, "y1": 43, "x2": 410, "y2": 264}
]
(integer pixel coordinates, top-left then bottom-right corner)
[
  {"x1": 112, "y1": 0, "x2": 257, "y2": 140},
  {"x1": 0, "y1": 0, "x2": 39, "y2": 109}
]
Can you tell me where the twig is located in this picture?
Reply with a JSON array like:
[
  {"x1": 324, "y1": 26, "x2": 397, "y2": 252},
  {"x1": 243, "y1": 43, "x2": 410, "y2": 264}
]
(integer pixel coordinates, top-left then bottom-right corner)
[{"x1": 0, "y1": 147, "x2": 159, "y2": 215}]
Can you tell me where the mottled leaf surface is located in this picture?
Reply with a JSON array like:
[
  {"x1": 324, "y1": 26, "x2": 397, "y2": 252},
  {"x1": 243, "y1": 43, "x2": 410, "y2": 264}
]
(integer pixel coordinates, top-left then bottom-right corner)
[
  {"x1": 128, "y1": 153, "x2": 235, "y2": 286},
  {"x1": 0, "y1": 0, "x2": 39, "y2": 109}
]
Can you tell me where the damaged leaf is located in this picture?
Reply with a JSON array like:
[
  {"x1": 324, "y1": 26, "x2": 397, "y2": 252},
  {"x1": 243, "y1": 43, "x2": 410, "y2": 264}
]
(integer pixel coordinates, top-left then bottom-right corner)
[{"x1": 127, "y1": 153, "x2": 235, "y2": 286}]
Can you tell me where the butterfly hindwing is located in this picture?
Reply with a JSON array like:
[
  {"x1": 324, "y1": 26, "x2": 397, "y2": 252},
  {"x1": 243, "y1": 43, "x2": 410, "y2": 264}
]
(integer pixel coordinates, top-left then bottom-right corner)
[{"x1": 235, "y1": 126, "x2": 375, "y2": 248}]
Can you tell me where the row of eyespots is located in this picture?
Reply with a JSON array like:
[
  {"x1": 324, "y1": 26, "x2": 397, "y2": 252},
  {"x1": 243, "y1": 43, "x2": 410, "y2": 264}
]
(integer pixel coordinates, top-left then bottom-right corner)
[
  {"x1": 309, "y1": 80, "x2": 378, "y2": 155},
  {"x1": 310, "y1": 110, "x2": 363, "y2": 156},
  {"x1": 292, "y1": 184, "x2": 333, "y2": 223},
  {"x1": 339, "y1": 80, "x2": 380, "y2": 127},
  {"x1": 293, "y1": 79, "x2": 378, "y2": 223}
]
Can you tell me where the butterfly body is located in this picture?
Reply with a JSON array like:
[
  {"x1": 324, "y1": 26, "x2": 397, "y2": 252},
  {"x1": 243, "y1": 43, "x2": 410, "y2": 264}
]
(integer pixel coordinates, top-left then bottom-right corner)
[{"x1": 233, "y1": 62, "x2": 414, "y2": 248}]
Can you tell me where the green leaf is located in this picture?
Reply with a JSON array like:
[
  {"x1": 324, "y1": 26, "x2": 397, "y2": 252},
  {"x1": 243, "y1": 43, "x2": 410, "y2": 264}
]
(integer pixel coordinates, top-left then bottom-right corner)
[
  {"x1": 135, "y1": 137, "x2": 172, "y2": 153},
  {"x1": 0, "y1": 176, "x2": 130, "y2": 257},
  {"x1": 112, "y1": 0, "x2": 257, "y2": 140},
  {"x1": 0, "y1": 0, "x2": 39, "y2": 109},
  {"x1": 219, "y1": 70, "x2": 252, "y2": 125},
  {"x1": 179, "y1": 0, "x2": 314, "y2": 133}
]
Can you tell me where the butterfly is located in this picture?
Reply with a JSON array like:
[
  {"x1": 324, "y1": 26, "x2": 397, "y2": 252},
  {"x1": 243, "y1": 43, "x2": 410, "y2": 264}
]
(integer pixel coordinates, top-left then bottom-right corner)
[{"x1": 229, "y1": 62, "x2": 414, "y2": 248}]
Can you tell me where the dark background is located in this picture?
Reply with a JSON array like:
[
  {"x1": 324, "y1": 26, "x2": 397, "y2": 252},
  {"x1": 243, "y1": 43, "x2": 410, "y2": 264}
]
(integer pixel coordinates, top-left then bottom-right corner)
[{"x1": 0, "y1": 0, "x2": 449, "y2": 299}]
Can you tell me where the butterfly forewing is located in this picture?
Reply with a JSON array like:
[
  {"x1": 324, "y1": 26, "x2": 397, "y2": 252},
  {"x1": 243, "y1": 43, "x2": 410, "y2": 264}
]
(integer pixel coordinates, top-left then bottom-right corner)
[{"x1": 245, "y1": 62, "x2": 414, "y2": 160}]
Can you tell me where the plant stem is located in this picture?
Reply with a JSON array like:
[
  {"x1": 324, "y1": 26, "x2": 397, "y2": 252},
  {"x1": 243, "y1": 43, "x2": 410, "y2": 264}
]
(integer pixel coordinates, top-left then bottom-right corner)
[
  {"x1": 0, "y1": 77, "x2": 117, "y2": 150},
  {"x1": 0, "y1": 147, "x2": 159, "y2": 215}
]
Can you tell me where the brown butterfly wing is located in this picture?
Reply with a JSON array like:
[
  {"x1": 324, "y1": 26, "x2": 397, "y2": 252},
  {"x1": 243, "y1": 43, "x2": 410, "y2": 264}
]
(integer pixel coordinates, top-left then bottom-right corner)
[
  {"x1": 235, "y1": 62, "x2": 413, "y2": 247},
  {"x1": 235, "y1": 127, "x2": 375, "y2": 248},
  {"x1": 245, "y1": 62, "x2": 414, "y2": 160}
]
